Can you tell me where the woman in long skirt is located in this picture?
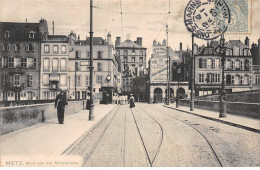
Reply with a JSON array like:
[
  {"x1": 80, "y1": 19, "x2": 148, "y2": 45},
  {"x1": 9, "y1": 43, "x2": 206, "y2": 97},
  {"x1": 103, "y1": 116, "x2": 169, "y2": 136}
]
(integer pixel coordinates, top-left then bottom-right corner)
[{"x1": 129, "y1": 94, "x2": 135, "y2": 108}]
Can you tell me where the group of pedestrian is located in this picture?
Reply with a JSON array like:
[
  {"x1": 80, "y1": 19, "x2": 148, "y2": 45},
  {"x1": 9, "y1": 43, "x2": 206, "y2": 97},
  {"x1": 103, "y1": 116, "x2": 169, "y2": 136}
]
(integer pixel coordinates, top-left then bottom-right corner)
[{"x1": 112, "y1": 94, "x2": 128, "y2": 105}]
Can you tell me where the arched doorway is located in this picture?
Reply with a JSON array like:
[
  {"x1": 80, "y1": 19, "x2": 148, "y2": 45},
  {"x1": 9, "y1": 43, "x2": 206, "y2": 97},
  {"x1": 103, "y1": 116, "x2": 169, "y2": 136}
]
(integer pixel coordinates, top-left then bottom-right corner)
[
  {"x1": 177, "y1": 88, "x2": 186, "y2": 99},
  {"x1": 154, "y1": 88, "x2": 163, "y2": 103}
]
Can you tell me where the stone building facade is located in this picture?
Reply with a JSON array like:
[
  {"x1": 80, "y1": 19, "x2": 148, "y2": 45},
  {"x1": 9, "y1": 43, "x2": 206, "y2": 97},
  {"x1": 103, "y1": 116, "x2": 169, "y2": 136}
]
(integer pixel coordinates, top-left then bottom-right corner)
[
  {"x1": 67, "y1": 32, "x2": 121, "y2": 103},
  {"x1": 0, "y1": 19, "x2": 48, "y2": 101},
  {"x1": 40, "y1": 35, "x2": 69, "y2": 100},
  {"x1": 195, "y1": 36, "x2": 253, "y2": 96}
]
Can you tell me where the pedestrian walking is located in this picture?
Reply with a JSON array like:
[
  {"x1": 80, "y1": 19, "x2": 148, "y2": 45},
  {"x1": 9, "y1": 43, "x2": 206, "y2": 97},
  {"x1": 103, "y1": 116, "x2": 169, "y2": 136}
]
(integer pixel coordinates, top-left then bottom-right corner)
[
  {"x1": 116, "y1": 95, "x2": 119, "y2": 105},
  {"x1": 124, "y1": 95, "x2": 128, "y2": 105},
  {"x1": 55, "y1": 90, "x2": 68, "y2": 124},
  {"x1": 86, "y1": 92, "x2": 91, "y2": 110},
  {"x1": 129, "y1": 94, "x2": 135, "y2": 108},
  {"x1": 112, "y1": 94, "x2": 116, "y2": 104}
]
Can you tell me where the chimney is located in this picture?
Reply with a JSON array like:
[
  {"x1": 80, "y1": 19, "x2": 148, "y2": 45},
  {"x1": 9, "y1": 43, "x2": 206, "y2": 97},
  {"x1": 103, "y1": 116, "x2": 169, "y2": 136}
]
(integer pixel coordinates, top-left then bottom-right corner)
[
  {"x1": 26, "y1": 18, "x2": 27, "y2": 23},
  {"x1": 220, "y1": 34, "x2": 225, "y2": 47},
  {"x1": 52, "y1": 21, "x2": 54, "y2": 35},
  {"x1": 162, "y1": 39, "x2": 166, "y2": 46},
  {"x1": 107, "y1": 32, "x2": 111, "y2": 45},
  {"x1": 153, "y1": 40, "x2": 157, "y2": 46},
  {"x1": 136, "y1": 37, "x2": 142, "y2": 46},
  {"x1": 245, "y1": 36, "x2": 249, "y2": 47},
  {"x1": 115, "y1": 37, "x2": 121, "y2": 46},
  {"x1": 78, "y1": 35, "x2": 80, "y2": 41}
]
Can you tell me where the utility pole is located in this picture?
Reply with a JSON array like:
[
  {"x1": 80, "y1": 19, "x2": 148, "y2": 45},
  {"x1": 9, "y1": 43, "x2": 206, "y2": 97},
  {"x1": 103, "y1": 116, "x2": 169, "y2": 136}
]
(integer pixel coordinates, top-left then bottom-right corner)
[
  {"x1": 89, "y1": 0, "x2": 95, "y2": 120},
  {"x1": 190, "y1": 33, "x2": 194, "y2": 111},
  {"x1": 166, "y1": 23, "x2": 170, "y2": 105},
  {"x1": 75, "y1": 55, "x2": 77, "y2": 99}
]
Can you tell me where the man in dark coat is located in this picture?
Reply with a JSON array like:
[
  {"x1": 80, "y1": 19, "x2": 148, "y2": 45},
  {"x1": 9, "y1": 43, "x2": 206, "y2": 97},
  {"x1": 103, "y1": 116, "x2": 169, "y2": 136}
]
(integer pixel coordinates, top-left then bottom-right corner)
[
  {"x1": 55, "y1": 90, "x2": 68, "y2": 124},
  {"x1": 129, "y1": 94, "x2": 135, "y2": 108}
]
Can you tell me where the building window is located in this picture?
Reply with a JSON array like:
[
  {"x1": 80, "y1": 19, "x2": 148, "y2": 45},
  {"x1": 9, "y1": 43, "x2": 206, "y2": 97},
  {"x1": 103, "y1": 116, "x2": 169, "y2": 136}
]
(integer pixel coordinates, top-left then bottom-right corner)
[
  {"x1": 44, "y1": 45, "x2": 50, "y2": 53},
  {"x1": 14, "y1": 74, "x2": 20, "y2": 86},
  {"x1": 116, "y1": 50, "x2": 120, "y2": 55},
  {"x1": 76, "y1": 62, "x2": 80, "y2": 71},
  {"x1": 61, "y1": 45, "x2": 67, "y2": 54},
  {"x1": 231, "y1": 60, "x2": 235, "y2": 70},
  {"x1": 76, "y1": 75, "x2": 81, "y2": 86},
  {"x1": 131, "y1": 57, "x2": 135, "y2": 63},
  {"x1": 98, "y1": 51, "x2": 103, "y2": 59},
  {"x1": 26, "y1": 44, "x2": 35, "y2": 51},
  {"x1": 76, "y1": 50, "x2": 81, "y2": 58},
  {"x1": 212, "y1": 59, "x2": 215, "y2": 68},
  {"x1": 97, "y1": 62, "x2": 103, "y2": 71},
  {"x1": 21, "y1": 57, "x2": 27, "y2": 68},
  {"x1": 255, "y1": 74, "x2": 260, "y2": 85},
  {"x1": 43, "y1": 92, "x2": 49, "y2": 100},
  {"x1": 43, "y1": 74, "x2": 49, "y2": 85},
  {"x1": 0, "y1": 57, "x2": 2, "y2": 68},
  {"x1": 231, "y1": 75, "x2": 235, "y2": 85},
  {"x1": 124, "y1": 56, "x2": 127, "y2": 63},
  {"x1": 82, "y1": 91, "x2": 86, "y2": 100},
  {"x1": 217, "y1": 74, "x2": 220, "y2": 83},
  {"x1": 97, "y1": 75, "x2": 102, "y2": 85},
  {"x1": 7, "y1": 44, "x2": 10, "y2": 51},
  {"x1": 140, "y1": 51, "x2": 143, "y2": 56},
  {"x1": 85, "y1": 75, "x2": 89, "y2": 86},
  {"x1": 124, "y1": 50, "x2": 128, "y2": 56},
  {"x1": 52, "y1": 58, "x2": 59, "y2": 71},
  {"x1": 21, "y1": 91, "x2": 27, "y2": 98},
  {"x1": 240, "y1": 75, "x2": 244, "y2": 85},
  {"x1": 33, "y1": 58, "x2": 36, "y2": 68},
  {"x1": 60, "y1": 58, "x2": 67, "y2": 71},
  {"x1": 5, "y1": 31, "x2": 9, "y2": 39},
  {"x1": 199, "y1": 74, "x2": 204, "y2": 82},
  {"x1": 60, "y1": 74, "x2": 67, "y2": 86},
  {"x1": 207, "y1": 58, "x2": 212, "y2": 68},
  {"x1": 139, "y1": 57, "x2": 143, "y2": 63},
  {"x1": 1, "y1": 44, "x2": 4, "y2": 51},
  {"x1": 240, "y1": 60, "x2": 244, "y2": 70},
  {"x1": 8, "y1": 57, "x2": 14, "y2": 68},
  {"x1": 86, "y1": 51, "x2": 90, "y2": 58},
  {"x1": 53, "y1": 45, "x2": 59, "y2": 54},
  {"x1": 29, "y1": 31, "x2": 34, "y2": 38},
  {"x1": 27, "y1": 74, "x2": 33, "y2": 87},
  {"x1": 235, "y1": 60, "x2": 240, "y2": 69},
  {"x1": 43, "y1": 58, "x2": 50, "y2": 71}
]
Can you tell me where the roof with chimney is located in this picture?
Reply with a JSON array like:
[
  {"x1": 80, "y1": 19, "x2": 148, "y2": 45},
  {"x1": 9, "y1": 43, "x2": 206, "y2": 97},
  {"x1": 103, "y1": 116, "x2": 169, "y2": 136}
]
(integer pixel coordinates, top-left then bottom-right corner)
[
  {"x1": 0, "y1": 20, "x2": 48, "y2": 41},
  {"x1": 117, "y1": 39, "x2": 141, "y2": 48},
  {"x1": 44, "y1": 35, "x2": 68, "y2": 42},
  {"x1": 226, "y1": 40, "x2": 248, "y2": 49},
  {"x1": 75, "y1": 37, "x2": 108, "y2": 45}
]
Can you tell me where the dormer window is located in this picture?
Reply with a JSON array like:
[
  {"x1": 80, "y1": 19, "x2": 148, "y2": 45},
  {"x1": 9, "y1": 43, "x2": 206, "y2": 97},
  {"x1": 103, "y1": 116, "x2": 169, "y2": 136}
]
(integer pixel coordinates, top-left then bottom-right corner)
[
  {"x1": 29, "y1": 31, "x2": 34, "y2": 38},
  {"x1": 5, "y1": 31, "x2": 9, "y2": 39}
]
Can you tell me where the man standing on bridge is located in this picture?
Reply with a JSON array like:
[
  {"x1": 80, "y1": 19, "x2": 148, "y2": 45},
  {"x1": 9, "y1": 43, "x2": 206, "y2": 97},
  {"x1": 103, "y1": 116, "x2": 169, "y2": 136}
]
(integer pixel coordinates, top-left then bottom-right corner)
[{"x1": 55, "y1": 90, "x2": 68, "y2": 124}]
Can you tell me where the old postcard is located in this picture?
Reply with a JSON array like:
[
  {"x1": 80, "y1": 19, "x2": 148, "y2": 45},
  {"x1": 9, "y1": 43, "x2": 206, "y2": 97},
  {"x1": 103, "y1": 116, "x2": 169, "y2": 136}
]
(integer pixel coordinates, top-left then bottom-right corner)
[{"x1": 0, "y1": 0, "x2": 259, "y2": 167}]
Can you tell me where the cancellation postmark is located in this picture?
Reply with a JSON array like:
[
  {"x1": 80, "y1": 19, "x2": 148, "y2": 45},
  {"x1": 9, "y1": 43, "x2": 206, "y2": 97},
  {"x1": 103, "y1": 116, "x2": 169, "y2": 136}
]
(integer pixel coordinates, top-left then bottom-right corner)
[{"x1": 184, "y1": 0, "x2": 231, "y2": 40}]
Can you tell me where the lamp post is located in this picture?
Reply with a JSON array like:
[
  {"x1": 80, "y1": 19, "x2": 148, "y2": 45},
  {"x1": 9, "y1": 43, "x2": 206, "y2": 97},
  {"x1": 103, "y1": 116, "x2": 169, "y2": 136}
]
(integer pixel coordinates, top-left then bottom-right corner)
[
  {"x1": 68, "y1": 76, "x2": 71, "y2": 99},
  {"x1": 166, "y1": 23, "x2": 170, "y2": 105},
  {"x1": 219, "y1": 35, "x2": 227, "y2": 118},
  {"x1": 176, "y1": 68, "x2": 181, "y2": 108},
  {"x1": 190, "y1": 33, "x2": 195, "y2": 111},
  {"x1": 89, "y1": 0, "x2": 95, "y2": 120}
]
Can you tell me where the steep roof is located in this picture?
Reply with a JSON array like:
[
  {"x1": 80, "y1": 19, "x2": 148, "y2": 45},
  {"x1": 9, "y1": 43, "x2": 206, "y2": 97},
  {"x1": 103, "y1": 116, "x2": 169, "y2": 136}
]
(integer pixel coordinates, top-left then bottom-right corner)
[
  {"x1": 0, "y1": 20, "x2": 48, "y2": 41},
  {"x1": 116, "y1": 39, "x2": 142, "y2": 48},
  {"x1": 75, "y1": 37, "x2": 108, "y2": 45},
  {"x1": 227, "y1": 40, "x2": 248, "y2": 49}
]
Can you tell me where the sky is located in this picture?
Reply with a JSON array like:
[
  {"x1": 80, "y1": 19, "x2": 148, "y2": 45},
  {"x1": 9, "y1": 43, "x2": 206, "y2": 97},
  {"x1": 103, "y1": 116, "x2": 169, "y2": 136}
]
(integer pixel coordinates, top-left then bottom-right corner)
[{"x1": 0, "y1": 0, "x2": 259, "y2": 59}]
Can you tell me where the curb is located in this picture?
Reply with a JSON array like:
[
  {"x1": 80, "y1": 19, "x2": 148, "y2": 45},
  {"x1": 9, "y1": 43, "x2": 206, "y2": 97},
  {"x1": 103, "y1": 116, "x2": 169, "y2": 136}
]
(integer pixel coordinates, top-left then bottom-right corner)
[{"x1": 163, "y1": 105, "x2": 260, "y2": 134}]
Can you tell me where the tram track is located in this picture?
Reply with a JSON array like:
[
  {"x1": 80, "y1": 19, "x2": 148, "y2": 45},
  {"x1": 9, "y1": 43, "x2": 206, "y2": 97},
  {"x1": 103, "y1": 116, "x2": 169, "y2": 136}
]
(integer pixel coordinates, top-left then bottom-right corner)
[{"x1": 150, "y1": 106, "x2": 224, "y2": 167}]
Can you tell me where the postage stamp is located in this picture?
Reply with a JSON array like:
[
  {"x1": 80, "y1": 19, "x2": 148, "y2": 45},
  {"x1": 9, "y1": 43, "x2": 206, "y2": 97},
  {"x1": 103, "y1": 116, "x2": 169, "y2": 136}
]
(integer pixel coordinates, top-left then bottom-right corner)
[
  {"x1": 184, "y1": 0, "x2": 231, "y2": 40},
  {"x1": 225, "y1": 0, "x2": 251, "y2": 33}
]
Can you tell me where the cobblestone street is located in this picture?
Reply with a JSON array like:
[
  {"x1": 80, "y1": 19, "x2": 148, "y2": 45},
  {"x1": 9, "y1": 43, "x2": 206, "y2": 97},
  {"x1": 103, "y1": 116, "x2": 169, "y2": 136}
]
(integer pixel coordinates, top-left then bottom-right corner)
[{"x1": 66, "y1": 103, "x2": 260, "y2": 167}]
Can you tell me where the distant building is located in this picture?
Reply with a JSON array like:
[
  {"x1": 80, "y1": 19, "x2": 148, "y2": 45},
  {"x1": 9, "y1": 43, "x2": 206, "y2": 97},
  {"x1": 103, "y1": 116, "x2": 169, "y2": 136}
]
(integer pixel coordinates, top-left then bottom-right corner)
[
  {"x1": 149, "y1": 40, "x2": 189, "y2": 103},
  {"x1": 133, "y1": 70, "x2": 149, "y2": 102},
  {"x1": 251, "y1": 37, "x2": 260, "y2": 90},
  {"x1": 0, "y1": 19, "x2": 48, "y2": 101},
  {"x1": 121, "y1": 67, "x2": 135, "y2": 95},
  {"x1": 195, "y1": 36, "x2": 253, "y2": 96},
  {"x1": 40, "y1": 35, "x2": 69, "y2": 100},
  {"x1": 67, "y1": 32, "x2": 121, "y2": 103}
]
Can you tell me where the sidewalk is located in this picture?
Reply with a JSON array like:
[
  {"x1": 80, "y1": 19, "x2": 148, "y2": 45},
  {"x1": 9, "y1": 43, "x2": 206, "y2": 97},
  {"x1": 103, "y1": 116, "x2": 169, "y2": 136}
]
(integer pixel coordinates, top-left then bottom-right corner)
[
  {"x1": 164, "y1": 104, "x2": 260, "y2": 133},
  {"x1": 0, "y1": 104, "x2": 116, "y2": 162}
]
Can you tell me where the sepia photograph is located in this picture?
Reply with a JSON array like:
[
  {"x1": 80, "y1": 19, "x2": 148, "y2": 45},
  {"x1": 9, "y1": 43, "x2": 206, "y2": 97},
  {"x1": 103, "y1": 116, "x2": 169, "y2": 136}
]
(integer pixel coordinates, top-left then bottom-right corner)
[{"x1": 0, "y1": 0, "x2": 259, "y2": 167}]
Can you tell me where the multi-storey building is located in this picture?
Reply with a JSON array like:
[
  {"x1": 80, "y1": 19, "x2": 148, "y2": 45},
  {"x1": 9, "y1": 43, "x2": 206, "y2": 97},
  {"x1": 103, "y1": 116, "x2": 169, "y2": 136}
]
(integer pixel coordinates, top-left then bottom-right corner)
[
  {"x1": 68, "y1": 32, "x2": 121, "y2": 103},
  {"x1": 195, "y1": 36, "x2": 253, "y2": 96},
  {"x1": 0, "y1": 19, "x2": 48, "y2": 101},
  {"x1": 149, "y1": 40, "x2": 189, "y2": 103},
  {"x1": 40, "y1": 35, "x2": 69, "y2": 100},
  {"x1": 133, "y1": 70, "x2": 149, "y2": 102},
  {"x1": 251, "y1": 38, "x2": 260, "y2": 90},
  {"x1": 115, "y1": 37, "x2": 147, "y2": 74}
]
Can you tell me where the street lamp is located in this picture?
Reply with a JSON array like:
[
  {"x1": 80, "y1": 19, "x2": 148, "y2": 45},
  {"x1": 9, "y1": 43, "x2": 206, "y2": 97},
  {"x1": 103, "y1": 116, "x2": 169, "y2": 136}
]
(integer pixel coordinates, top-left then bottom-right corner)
[
  {"x1": 176, "y1": 68, "x2": 181, "y2": 108},
  {"x1": 219, "y1": 35, "x2": 227, "y2": 118}
]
